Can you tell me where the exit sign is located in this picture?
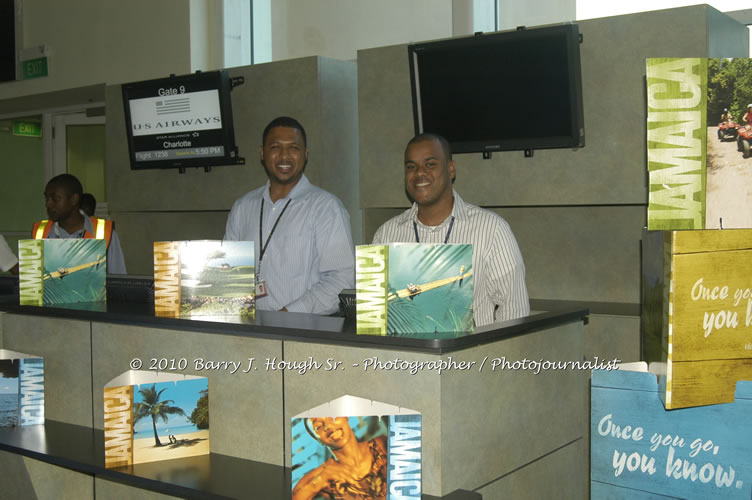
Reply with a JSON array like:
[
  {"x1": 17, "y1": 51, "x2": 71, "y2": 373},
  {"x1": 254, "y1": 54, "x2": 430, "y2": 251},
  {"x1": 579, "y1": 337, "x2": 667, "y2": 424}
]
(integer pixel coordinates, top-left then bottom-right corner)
[
  {"x1": 13, "y1": 121, "x2": 42, "y2": 138},
  {"x1": 21, "y1": 57, "x2": 48, "y2": 80}
]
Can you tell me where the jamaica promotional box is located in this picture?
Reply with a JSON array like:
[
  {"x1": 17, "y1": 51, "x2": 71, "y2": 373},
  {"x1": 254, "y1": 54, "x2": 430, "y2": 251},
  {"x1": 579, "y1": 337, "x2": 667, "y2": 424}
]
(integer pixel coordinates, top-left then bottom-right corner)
[
  {"x1": 355, "y1": 243, "x2": 473, "y2": 336},
  {"x1": 0, "y1": 350, "x2": 44, "y2": 428},
  {"x1": 153, "y1": 240, "x2": 254, "y2": 319},
  {"x1": 646, "y1": 57, "x2": 752, "y2": 231},
  {"x1": 591, "y1": 363, "x2": 752, "y2": 499},
  {"x1": 17, "y1": 238, "x2": 106, "y2": 306},
  {"x1": 103, "y1": 370, "x2": 209, "y2": 468},
  {"x1": 291, "y1": 395, "x2": 422, "y2": 500},
  {"x1": 642, "y1": 228, "x2": 752, "y2": 409}
]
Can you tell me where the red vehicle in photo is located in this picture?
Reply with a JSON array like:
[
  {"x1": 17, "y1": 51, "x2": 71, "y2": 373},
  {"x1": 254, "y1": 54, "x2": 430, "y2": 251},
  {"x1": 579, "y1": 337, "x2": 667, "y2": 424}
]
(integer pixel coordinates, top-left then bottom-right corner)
[
  {"x1": 737, "y1": 125, "x2": 752, "y2": 158},
  {"x1": 717, "y1": 119, "x2": 739, "y2": 141}
]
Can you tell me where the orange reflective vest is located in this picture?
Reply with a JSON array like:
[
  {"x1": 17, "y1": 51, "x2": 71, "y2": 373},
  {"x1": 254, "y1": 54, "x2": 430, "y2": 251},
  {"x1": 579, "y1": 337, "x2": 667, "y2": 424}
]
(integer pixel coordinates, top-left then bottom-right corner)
[{"x1": 32, "y1": 217, "x2": 114, "y2": 249}]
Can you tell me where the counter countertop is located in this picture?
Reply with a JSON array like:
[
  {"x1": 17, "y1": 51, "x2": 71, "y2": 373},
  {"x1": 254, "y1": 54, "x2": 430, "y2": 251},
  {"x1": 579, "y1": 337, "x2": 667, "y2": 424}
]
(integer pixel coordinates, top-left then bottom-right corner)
[{"x1": 0, "y1": 276, "x2": 588, "y2": 354}]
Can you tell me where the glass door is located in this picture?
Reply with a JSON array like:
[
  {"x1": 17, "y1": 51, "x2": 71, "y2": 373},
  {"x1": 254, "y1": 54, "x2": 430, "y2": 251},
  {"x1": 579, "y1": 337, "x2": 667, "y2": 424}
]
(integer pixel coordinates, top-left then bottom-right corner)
[{"x1": 52, "y1": 113, "x2": 107, "y2": 217}]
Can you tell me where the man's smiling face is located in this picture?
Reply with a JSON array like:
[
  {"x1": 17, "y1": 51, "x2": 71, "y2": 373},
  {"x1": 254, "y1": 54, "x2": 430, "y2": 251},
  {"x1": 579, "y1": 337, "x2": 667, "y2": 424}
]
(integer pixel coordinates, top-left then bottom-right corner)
[
  {"x1": 260, "y1": 126, "x2": 308, "y2": 188},
  {"x1": 404, "y1": 138, "x2": 455, "y2": 209}
]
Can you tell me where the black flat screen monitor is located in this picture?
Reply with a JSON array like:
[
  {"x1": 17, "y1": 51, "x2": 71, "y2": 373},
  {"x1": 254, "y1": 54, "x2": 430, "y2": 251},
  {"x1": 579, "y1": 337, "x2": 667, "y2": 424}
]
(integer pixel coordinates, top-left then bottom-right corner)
[
  {"x1": 122, "y1": 70, "x2": 241, "y2": 170},
  {"x1": 408, "y1": 23, "x2": 585, "y2": 154}
]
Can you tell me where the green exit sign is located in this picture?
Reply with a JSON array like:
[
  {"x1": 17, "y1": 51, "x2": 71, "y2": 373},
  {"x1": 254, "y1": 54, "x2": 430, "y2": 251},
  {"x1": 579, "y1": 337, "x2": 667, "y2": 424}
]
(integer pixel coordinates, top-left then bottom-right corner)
[
  {"x1": 21, "y1": 57, "x2": 48, "y2": 80},
  {"x1": 13, "y1": 121, "x2": 42, "y2": 138}
]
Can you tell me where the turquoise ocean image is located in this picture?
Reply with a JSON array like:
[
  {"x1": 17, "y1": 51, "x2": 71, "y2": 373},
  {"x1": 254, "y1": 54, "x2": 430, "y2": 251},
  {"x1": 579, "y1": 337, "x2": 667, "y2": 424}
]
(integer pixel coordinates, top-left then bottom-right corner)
[
  {"x1": 42, "y1": 239, "x2": 106, "y2": 304},
  {"x1": 387, "y1": 244, "x2": 473, "y2": 336}
]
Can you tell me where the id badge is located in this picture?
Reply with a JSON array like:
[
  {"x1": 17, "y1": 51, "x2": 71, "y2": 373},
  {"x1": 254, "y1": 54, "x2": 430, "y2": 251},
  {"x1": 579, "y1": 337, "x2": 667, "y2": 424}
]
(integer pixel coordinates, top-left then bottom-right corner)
[{"x1": 256, "y1": 279, "x2": 269, "y2": 298}]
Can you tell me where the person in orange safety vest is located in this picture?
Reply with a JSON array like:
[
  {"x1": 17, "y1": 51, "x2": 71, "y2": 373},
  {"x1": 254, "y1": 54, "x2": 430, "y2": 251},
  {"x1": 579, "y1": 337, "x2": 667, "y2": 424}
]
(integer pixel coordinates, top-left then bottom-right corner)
[{"x1": 32, "y1": 174, "x2": 127, "y2": 274}]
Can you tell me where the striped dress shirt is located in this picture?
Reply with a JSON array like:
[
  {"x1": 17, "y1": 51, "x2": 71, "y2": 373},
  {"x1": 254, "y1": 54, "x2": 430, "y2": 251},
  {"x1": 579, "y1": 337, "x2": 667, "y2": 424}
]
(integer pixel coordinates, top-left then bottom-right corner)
[
  {"x1": 224, "y1": 175, "x2": 354, "y2": 314},
  {"x1": 372, "y1": 191, "x2": 529, "y2": 326}
]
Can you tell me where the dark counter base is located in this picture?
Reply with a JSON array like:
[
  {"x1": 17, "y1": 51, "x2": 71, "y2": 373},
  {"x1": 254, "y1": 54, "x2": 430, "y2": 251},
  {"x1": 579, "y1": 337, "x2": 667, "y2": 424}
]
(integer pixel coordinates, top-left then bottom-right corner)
[{"x1": 0, "y1": 421, "x2": 480, "y2": 500}]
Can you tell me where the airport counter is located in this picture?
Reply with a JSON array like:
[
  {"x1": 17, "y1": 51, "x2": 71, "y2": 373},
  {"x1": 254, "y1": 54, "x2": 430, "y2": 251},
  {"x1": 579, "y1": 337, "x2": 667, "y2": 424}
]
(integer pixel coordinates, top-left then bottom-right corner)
[{"x1": 0, "y1": 277, "x2": 588, "y2": 499}]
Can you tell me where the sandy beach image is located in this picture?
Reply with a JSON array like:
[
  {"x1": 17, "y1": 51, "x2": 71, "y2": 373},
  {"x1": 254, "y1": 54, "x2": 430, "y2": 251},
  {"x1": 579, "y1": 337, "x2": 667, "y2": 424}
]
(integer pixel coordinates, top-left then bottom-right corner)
[
  {"x1": 102, "y1": 374, "x2": 211, "y2": 468},
  {"x1": 133, "y1": 430, "x2": 209, "y2": 463}
]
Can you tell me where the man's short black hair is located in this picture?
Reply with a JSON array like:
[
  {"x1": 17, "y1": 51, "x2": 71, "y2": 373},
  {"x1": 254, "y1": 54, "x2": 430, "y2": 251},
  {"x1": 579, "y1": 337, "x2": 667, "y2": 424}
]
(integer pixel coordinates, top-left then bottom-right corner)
[
  {"x1": 262, "y1": 116, "x2": 307, "y2": 147},
  {"x1": 407, "y1": 133, "x2": 452, "y2": 161},
  {"x1": 47, "y1": 174, "x2": 83, "y2": 197},
  {"x1": 407, "y1": 133, "x2": 456, "y2": 183}
]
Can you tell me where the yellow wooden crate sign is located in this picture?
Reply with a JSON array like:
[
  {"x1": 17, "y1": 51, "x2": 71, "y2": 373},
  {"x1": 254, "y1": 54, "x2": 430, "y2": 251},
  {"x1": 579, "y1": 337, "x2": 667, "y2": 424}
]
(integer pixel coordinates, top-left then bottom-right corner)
[{"x1": 642, "y1": 228, "x2": 752, "y2": 409}]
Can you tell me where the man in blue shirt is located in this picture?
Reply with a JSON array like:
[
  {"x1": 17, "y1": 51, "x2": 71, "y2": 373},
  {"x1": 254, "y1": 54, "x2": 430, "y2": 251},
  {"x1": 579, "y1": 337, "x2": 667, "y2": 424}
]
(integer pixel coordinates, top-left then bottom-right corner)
[{"x1": 224, "y1": 117, "x2": 354, "y2": 314}]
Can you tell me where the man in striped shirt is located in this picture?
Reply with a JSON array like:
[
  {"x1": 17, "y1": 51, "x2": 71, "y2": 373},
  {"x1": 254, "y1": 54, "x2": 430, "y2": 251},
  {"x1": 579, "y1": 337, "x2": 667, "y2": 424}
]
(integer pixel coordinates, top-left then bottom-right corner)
[
  {"x1": 224, "y1": 117, "x2": 354, "y2": 314},
  {"x1": 372, "y1": 133, "x2": 529, "y2": 326}
]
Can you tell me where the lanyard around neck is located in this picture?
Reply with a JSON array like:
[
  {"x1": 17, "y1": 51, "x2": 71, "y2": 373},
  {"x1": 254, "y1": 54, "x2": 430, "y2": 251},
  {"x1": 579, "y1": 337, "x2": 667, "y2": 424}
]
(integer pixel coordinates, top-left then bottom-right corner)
[
  {"x1": 413, "y1": 216, "x2": 455, "y2": 244},
  {"x1": 259, "y1": 198, "x2": 292, "y2": 264}
]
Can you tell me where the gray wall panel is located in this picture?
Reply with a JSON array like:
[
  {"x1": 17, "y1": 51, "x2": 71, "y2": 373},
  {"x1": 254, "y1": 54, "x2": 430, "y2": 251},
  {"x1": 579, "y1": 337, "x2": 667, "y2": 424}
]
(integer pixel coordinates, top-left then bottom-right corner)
[
  {"x1": 357, "y1": 44, "x2": 415, "y2": 209},
  {"x1": 319, "y1": 58, "x2": 362, "y2": 243},
  {"x1": 95, "y1": 477, "x2": 181, "y2": 499},
  {"x1": 364, "y1": 205, "x2": 646, "y2": 304},
  {"x1": 586, "y1": 315, "x2": 641, "y2": 363},
  {"x1": 0, "y1": 451, "x2": 37, "y2": 499},
  {"x1": 499, "y1": 206, "x2": 646, "y2": 303},
  {"x1": 439, "y1": 322, "x2": 585, "y2": 494},
  {"x1": 109, "y1": 210, "x2": 228, "y2": 276},
  {"x1": 476, "y1": 440, "x2": 585, "y2": 499},
  {"x1": 363, "y1": 207, "x2": 403, "y2": 243},
  {"x1": 0, "y1": 452, "x2": 94, "y2": 500},
  {"x1": 2, "y1": 314, "x2": 93, "y2": 426}
]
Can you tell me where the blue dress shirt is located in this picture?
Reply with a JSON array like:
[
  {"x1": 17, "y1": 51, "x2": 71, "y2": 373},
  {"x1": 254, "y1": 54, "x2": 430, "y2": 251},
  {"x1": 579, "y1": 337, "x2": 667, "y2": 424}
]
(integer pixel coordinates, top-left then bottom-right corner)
[{"x1": 224, "y1": 175, "x2": 354, "y2": 314}]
